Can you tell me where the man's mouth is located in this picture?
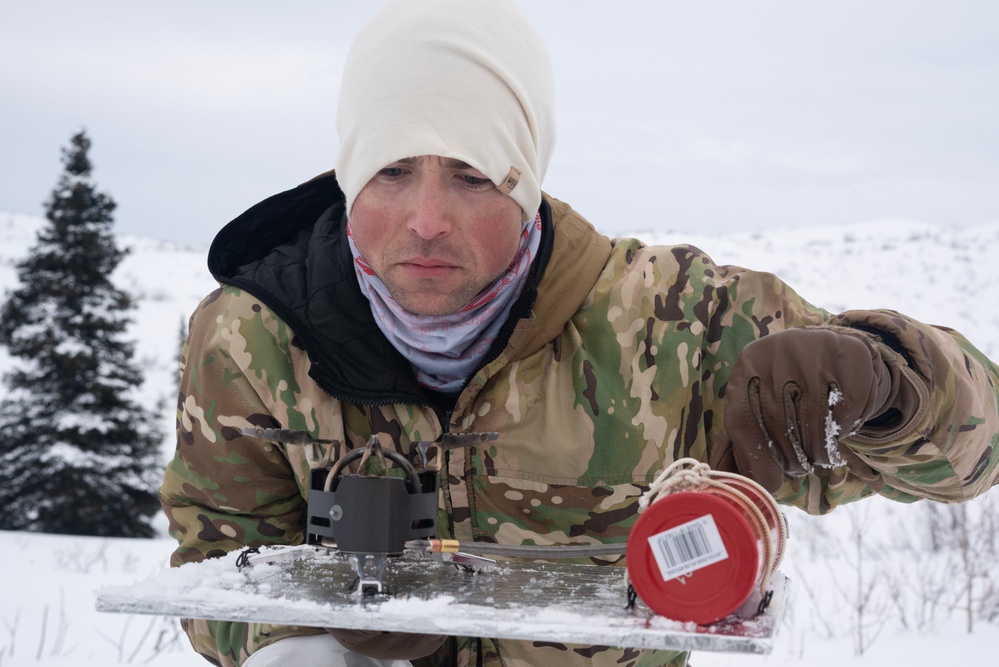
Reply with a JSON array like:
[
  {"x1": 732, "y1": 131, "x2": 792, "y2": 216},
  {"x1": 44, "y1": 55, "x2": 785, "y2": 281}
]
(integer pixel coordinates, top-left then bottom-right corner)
[
  {"x1": 404, "y1": 257, "x2": 456, "y2": 268},
  {"x1": 397, "y1": 258, "x2": 459, "y2": 277}
]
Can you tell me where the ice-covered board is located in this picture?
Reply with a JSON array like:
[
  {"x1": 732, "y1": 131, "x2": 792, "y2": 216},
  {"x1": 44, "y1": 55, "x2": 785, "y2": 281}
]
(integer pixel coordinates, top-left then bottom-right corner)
[{"x1": 96, "y1": 546, "x2": 787, "y2": 654}]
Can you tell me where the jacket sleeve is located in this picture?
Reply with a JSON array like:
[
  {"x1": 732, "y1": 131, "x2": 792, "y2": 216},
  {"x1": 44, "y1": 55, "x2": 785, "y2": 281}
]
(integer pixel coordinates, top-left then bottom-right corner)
[
  {"x1": 693, "y1": 249, "x2": 999, "y2": 513},
  {"x1": 160, "y1": 286, "x2": 323, "y2": 667},
  {"x1": 802, "y1": 309, "x2": 999, "y2": 506}
]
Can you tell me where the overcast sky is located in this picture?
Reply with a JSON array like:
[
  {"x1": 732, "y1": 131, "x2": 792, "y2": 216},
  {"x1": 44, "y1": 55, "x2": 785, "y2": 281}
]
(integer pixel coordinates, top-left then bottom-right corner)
[{"x1": 2, "y1": 0, "x2": 997, "y2": 247}]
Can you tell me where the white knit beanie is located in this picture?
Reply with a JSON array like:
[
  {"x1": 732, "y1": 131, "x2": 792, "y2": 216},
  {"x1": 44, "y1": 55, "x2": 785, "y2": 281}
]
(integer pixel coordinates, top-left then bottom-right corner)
[{"x1": 335, "y1": 0, "x2": 556, "y2": 222}]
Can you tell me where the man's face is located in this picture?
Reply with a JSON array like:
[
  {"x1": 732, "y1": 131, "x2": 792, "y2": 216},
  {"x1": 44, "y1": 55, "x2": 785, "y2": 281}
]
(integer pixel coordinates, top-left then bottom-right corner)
[{"x1": 350, "y1": 155, "x2": 525, "y2": 316}]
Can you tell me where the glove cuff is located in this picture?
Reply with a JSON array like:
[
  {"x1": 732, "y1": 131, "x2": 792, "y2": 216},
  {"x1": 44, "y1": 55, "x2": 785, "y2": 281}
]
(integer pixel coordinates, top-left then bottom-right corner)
[{"x1": 822, "y1": 315, "x2": 929, "y2": 445}]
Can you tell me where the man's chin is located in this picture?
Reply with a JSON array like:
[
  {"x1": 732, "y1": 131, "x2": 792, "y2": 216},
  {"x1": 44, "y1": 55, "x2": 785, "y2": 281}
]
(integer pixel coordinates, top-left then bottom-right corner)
[
  {"x1": 388, "y1": 290, "x2": 465, "y2": 317},
  {"x1": 398, "y1": 299, "x2": 466, "y2": 317}
]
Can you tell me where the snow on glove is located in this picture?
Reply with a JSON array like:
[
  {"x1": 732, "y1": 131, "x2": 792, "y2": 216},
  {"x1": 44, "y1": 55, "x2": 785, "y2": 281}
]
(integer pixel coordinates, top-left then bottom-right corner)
[
  {"x1": 325, "y1": 628, "x2": 446, "y2": 661},
  {"x1": 722, "y1": 326, "x2": 920, "y2": 493}
]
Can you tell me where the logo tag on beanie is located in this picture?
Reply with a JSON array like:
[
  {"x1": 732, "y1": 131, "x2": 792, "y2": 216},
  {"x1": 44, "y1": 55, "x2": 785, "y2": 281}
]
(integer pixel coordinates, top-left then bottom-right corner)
[{"x1": 498, "y1": 167, "x2": 521, "y2": 194}]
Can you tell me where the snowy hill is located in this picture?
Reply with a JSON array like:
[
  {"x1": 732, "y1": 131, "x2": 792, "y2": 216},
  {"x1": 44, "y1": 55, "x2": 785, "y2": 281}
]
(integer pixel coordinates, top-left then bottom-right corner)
[{"x1": 1, "y1": 209, "x2": 997, "y2": 666}]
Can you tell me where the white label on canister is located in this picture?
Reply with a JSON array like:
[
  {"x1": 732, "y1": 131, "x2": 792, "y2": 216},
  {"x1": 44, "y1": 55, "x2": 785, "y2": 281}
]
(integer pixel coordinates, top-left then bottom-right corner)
[{"x1": 648, "y1": 514, "x2": 729, "y2": 581}]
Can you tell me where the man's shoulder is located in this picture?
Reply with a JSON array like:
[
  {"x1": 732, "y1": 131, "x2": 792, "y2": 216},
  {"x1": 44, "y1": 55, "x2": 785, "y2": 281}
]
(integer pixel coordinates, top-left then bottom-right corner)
[
  {"x1": 600, "y1": 237, "x2": 728, "y2": 285},
  {"x1": 541, "y1": 192, "x2": 726, "y2": 287},
  {"x1": 190, "y1": 284, "x2": 296, "y2": 340}
]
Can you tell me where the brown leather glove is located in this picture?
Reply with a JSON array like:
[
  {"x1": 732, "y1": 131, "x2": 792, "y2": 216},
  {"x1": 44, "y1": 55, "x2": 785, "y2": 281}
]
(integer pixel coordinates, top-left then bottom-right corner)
[
  {"x1": 721, "y1": 326, "x2": 922, "y2": 493},
  {"x1": 325, "y1": 628, "x2": 446, "y2": 660}
]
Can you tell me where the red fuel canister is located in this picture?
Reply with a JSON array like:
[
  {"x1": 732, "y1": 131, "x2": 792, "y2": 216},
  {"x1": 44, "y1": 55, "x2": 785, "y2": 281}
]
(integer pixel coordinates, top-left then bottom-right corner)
[{"x1": 626, "y1": 458, "x2": 787, "y2": 625}]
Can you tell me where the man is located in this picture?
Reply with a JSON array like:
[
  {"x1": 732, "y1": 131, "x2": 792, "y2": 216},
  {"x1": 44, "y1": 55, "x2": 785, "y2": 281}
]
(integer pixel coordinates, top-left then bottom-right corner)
[{"x1": 160, "y1": 1, "x2": 999, "y2": 666}]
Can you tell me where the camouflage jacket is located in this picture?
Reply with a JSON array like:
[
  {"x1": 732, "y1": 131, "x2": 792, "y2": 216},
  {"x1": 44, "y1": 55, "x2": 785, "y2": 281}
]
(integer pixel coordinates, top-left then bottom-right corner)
[{"x1": 161, "y1": 173, "x2": 999, "y2": 667}]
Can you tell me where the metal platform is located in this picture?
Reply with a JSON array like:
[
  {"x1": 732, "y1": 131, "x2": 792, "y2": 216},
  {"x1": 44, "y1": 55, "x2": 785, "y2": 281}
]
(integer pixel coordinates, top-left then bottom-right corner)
[{"x1": 96, "y1": 546, "x2": 787, "y2": 655}]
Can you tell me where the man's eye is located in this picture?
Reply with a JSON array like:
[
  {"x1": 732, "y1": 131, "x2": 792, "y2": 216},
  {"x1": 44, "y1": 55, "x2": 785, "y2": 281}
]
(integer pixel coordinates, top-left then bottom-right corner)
[
  {"x1": 460, "y1": 174, "x2": 490, "y2": 187},
  {"x1": 380, "y1": 167, "x2": 404, "y2": 178}
]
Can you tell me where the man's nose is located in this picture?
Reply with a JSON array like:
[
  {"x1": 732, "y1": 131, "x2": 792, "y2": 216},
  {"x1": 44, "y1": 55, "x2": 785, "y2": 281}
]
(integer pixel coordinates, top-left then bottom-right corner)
[{"x1": 406, "y1": 179, "x2": 452, "y2": 239}]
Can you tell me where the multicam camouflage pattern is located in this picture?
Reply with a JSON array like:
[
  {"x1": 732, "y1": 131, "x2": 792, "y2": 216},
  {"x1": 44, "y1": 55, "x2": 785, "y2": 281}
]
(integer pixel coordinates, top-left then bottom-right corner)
[{"x1": 161, "y1": 191, "x2": 999, "y2": 667}]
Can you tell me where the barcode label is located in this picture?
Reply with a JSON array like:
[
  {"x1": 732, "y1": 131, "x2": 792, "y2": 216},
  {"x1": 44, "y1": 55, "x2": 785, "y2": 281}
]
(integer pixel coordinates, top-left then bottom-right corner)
[{"x1": 648, "y1": 514, "x2": 728, "y2": 581}]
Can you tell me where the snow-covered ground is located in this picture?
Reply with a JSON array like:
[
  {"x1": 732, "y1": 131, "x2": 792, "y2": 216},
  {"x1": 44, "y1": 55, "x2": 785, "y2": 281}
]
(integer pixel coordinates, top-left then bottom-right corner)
[{"x1": 1, "y1": 209, "x2": 997, "y2": 665}]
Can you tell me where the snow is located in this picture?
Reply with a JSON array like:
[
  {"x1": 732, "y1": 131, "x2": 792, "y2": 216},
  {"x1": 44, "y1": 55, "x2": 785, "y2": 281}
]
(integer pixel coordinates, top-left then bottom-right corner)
[
  {"x1": 823, "y1": 388, "x2": 848, "y2": 468},
  {"x1": 0, "y1": 531, "x2": 187, "y2": 665},
  {"x1": 2, "y1": 209, "x2": 999, "y2": 665}
]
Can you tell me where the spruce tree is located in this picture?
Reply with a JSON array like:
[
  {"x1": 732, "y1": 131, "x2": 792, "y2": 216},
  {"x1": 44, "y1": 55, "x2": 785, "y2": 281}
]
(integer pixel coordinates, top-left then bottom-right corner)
[{"x1": 0, "y1": 130, "x2": 163, "y2": 537}]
